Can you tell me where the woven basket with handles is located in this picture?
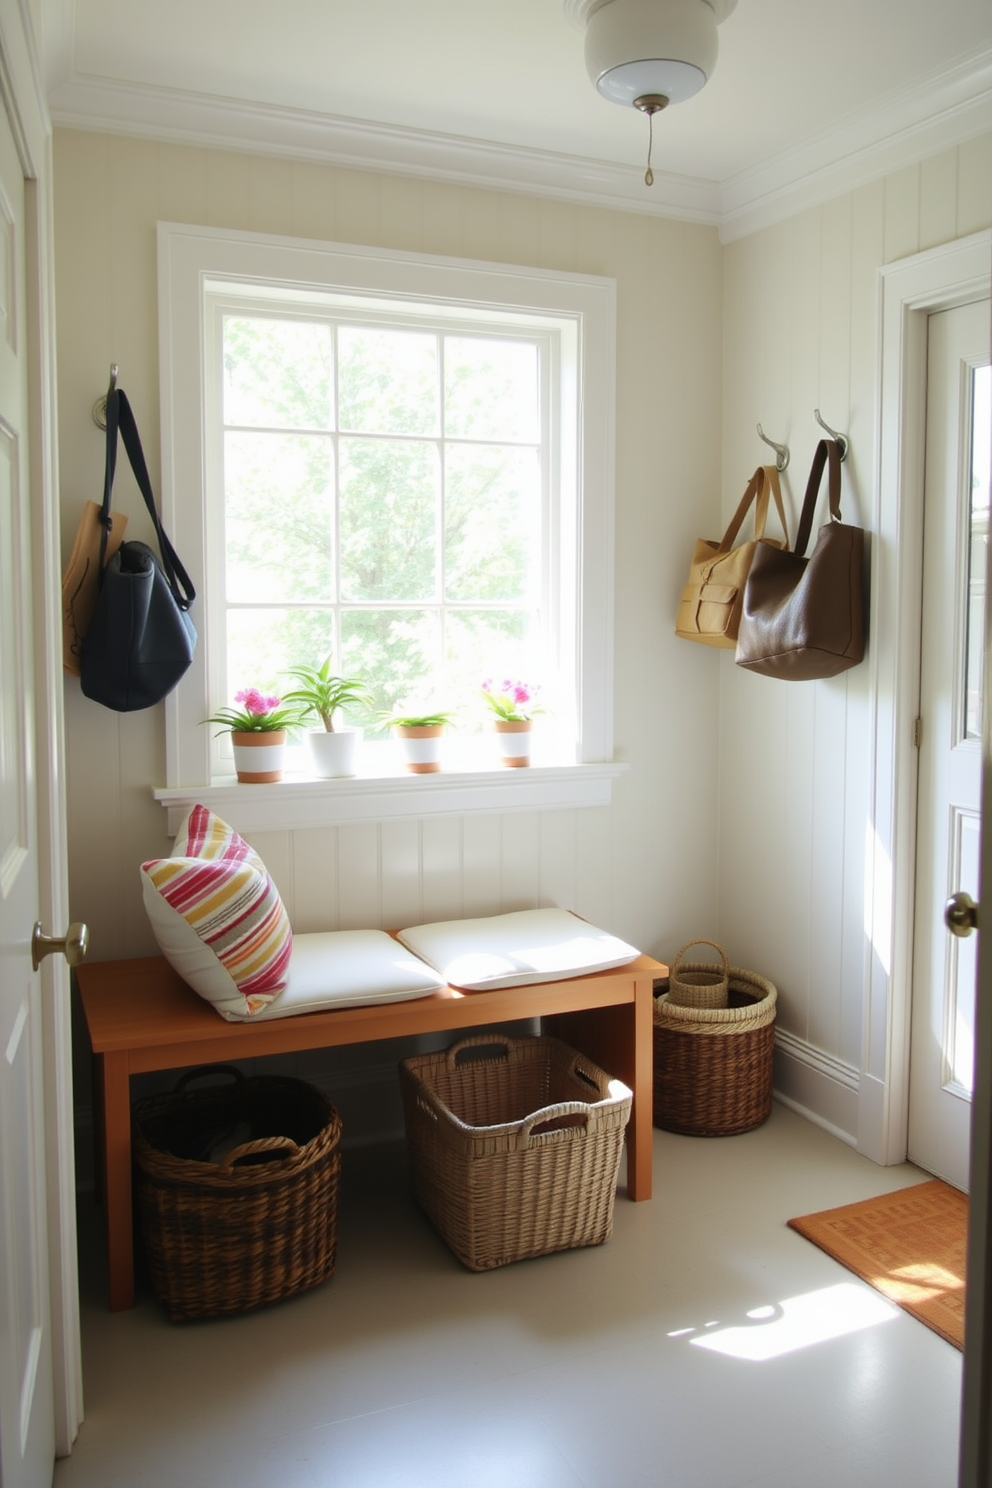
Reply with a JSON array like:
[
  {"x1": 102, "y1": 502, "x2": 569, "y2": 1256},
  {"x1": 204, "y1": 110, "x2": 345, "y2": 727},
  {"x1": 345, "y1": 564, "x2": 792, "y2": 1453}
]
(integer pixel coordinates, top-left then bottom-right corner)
[
  {"x1": 400, "y1": 1034, "x2": 631, "y2": 1271},
  {"x1": 653, "y1": 966, "x2": 777, "y2": 1136},
  {"x1": 667, "y1": 938, "x2": 730, "y2": 1009},
  {"x1": 133, "y1": 1066, "x2": 342, "y2": 1321}
]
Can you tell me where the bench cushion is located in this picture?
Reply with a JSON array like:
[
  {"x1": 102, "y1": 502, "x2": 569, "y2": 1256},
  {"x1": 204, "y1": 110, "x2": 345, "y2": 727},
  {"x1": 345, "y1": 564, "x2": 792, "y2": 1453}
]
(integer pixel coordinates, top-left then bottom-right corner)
[
  {"x1": 396, "y1": 907, "x2": 640, "y2": 991},
  {"x1": 245, "y1": 930, "x2": 446, "y2": 1021},
  {"x1": 140, "y1": 805, "x2": 292, "y2": 1020}
]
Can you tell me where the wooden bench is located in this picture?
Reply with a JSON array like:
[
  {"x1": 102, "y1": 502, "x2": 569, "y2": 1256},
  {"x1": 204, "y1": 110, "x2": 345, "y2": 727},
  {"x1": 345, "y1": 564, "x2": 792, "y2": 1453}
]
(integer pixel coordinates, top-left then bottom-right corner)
[{"x1": 75, "y1": 951, "x2": 664, "y2": 1311}]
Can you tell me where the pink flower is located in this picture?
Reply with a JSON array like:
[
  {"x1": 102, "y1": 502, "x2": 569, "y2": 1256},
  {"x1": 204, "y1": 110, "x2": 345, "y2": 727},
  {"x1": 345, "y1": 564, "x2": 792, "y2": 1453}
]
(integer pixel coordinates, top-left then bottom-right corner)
[
  {"x1": 480, "y1": 678, "x2": 542, "y2": 722},
  {"x1": 235, "y1": 687, "x2": 282, "y2": 716}
]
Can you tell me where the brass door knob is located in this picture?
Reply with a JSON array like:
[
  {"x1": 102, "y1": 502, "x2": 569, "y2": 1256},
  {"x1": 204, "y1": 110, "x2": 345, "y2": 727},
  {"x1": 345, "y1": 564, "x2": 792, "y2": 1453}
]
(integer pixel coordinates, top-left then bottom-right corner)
[
  {"x1": 944, "y1": 892, "x2": 979, "y2": 939},
  {"x1": 31, "y1": 921, "x2": 89, "y2": 972}
]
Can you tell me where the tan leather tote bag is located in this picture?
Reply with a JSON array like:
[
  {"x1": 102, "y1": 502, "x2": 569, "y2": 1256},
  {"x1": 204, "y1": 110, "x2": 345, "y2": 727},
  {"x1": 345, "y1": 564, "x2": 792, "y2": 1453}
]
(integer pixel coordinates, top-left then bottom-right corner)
[{"x1": 675, "y1": 465, "x2": 789, "y2": 648}]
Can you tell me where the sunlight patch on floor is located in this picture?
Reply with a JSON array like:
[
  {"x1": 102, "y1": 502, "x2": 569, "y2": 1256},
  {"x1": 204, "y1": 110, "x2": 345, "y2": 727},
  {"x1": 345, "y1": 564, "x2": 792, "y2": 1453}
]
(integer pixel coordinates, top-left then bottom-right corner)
[{"x1": 672, "y1": 1282, "x2": 900, "y2": 1361}]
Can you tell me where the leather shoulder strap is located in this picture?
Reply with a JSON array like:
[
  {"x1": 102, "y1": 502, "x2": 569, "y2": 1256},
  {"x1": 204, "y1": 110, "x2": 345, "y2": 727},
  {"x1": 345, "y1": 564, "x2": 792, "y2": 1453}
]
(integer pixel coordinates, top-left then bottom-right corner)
[
  {"x1": 96, "y1": 387, "x2": 121, "y2": 570},
  {"x1": 754, "y1": 464, "x2": 789, "y2": 545},
  {"x1": 794, "y1": 440, "x2": 843, "y2": 556},
  {"x1": 114, "y1": 390, "x2": 197, "y2": 610},
  {"x1": 717, "y1": 467, "x2": 765, "y2": 552}
]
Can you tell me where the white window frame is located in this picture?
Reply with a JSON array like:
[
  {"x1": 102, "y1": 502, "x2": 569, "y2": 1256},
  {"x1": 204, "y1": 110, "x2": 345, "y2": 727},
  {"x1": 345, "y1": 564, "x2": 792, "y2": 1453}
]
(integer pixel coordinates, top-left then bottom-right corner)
[{"x1": 154, "y1": 222, "x2": 623, "y2": 832}]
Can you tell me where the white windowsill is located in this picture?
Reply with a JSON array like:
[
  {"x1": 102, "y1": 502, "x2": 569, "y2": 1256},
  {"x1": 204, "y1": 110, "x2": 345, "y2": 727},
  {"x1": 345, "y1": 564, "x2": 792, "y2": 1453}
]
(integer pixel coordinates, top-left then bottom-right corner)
[{"x1": 153, "y1": 761, "x2": 629, "y2": 836}]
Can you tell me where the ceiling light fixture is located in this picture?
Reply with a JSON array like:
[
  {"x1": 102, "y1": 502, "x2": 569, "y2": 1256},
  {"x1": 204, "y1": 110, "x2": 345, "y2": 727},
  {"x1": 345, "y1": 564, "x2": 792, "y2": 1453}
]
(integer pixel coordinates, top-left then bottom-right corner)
[{"x1": 565, "y1": 0, "x2": 737, "y2": 185}]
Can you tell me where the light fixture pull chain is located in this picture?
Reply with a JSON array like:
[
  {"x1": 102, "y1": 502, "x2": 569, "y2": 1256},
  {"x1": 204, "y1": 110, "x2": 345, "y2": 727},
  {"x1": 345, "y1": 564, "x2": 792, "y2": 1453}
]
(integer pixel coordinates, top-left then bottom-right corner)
[{"x1": 633, "y1": 94, "x2": 668, "y2": 189}]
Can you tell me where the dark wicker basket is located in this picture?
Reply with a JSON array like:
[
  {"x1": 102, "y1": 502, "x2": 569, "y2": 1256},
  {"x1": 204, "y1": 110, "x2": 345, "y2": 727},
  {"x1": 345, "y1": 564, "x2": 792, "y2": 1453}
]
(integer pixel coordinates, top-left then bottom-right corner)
[
  {"x1": 400, "y1": 1035, "x2": 632, "y2": 1271},
  {"x1": 133, "y1": 1066, "x2": 342, "y2": 1321},
  {"x1": 652, "y1": 967, "x2": 777, "y2": 1137}
]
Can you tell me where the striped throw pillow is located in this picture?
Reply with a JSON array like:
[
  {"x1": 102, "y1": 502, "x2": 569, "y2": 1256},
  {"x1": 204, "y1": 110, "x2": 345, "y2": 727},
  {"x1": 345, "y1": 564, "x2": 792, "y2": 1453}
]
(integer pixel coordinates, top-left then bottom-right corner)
[{"x1": 140, "y1": 805, "x2": 291, "y2": 1019}]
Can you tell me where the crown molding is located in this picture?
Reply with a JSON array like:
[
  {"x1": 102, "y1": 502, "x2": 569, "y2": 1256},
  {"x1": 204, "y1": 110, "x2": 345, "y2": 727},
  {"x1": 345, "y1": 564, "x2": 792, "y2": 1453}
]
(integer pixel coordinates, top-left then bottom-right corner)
[
  {"x1": 719, "y1": 46, "x2": 992, "y2": 241},
  {"x1": 45, "y1": 45, "x2": 992, "y2": 241},
  {"x1": 47, "y1": 72, "x2": 723, "y2": 224}
]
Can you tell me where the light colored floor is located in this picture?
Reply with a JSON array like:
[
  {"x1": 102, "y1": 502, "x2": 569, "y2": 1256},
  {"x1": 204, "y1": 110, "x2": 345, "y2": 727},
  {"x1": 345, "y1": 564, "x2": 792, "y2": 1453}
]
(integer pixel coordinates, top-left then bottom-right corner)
[{"x1": 56, "y1": 1104, "x2": 962, "y2": 1488}]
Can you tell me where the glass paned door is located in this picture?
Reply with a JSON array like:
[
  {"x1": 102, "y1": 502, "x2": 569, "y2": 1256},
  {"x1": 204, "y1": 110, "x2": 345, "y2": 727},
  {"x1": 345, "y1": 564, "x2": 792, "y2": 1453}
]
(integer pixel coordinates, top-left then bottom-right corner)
[{"x1": 909, "y1": 300, "x2": 991, "y2": 1188}]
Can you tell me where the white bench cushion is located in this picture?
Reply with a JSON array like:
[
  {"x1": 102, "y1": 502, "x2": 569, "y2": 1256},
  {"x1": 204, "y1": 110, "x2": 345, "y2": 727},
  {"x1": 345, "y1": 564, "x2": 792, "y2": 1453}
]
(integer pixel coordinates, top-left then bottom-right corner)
[
  {"x1": 245, "y1": 930, "x2": 446, "y2": 1021},
  {"x1": 396, "y1": 907, "x2": 640, "y2": 990}
]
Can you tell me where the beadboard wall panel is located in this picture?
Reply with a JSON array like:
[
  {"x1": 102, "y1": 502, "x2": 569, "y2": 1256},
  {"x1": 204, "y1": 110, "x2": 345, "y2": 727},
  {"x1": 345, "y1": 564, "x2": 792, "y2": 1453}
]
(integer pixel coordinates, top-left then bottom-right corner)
[
  {"x1": 719, "y1": 139, "x2": 992, "y2": 1143},
  {"x1": 958, "y1": 134, "x2": 992, "y2": 237},
  {"x1": 54, "y1": 129, "x2": 723, "y2": 980}
]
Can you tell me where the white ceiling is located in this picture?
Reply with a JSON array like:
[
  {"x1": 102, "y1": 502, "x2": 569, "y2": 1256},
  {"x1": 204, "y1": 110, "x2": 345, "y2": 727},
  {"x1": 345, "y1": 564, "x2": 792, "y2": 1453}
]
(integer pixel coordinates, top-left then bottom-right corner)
[{"x1": 42, "y1": 0, "x2": 992, "y2": 238}]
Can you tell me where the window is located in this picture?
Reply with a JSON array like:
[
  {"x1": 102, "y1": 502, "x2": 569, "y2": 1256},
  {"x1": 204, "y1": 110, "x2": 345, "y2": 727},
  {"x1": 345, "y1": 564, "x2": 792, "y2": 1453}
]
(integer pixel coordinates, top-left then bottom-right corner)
[
  {"x1": 218, "y1": 310, "x2": 551, "y2": 744},
  {"x1": 156, "y1": 223, "x2": 621, "y2": 829}
]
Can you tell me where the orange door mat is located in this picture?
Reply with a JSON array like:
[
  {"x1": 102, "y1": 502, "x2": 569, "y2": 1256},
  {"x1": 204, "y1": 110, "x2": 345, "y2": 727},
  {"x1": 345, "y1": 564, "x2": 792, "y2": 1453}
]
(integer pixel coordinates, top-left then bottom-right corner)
[{"x1": 788, "y1": 1179, "x2": 967, "y2": 1350}]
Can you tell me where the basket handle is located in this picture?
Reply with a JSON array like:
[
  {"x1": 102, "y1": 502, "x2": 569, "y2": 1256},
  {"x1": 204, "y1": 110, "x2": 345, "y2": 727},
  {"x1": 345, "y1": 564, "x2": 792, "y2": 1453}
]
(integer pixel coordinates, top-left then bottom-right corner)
[
  {"x1": 567, "y1": 1053, "x2": 608, "y2": 1099},
  {"x1": 446, "y1": 1036, "x2": 513, "y2": 1068},
  {"x1": 671, "y1": 940, "x2": 729, "y2": 978},
  {"x1": 516, "y1": 1101, "x2": 591, "y2": 1148},
  {"x1": 173, "y1": 1064, "x2": 244, "y2": 1094},
  {"x1": 220, "y1": 1135, "x2": 301, "y2": 1169}
]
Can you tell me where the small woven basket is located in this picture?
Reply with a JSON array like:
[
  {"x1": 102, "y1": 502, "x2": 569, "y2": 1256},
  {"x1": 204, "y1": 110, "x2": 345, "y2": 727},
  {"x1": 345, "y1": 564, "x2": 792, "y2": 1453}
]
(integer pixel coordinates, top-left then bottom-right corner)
[
  {"x1": 652, "y1": 966, "x2": 777, "y2": 1137},
  {"x1": 400, "y1": 1034, "x2": 632, "y2": 1272},
  {"x1": 667, "y1": 939, "x2": 730, "y2": 1009},
  {"x1": 133, "y1": 1066, "x2": 342, "y2": 1321}
]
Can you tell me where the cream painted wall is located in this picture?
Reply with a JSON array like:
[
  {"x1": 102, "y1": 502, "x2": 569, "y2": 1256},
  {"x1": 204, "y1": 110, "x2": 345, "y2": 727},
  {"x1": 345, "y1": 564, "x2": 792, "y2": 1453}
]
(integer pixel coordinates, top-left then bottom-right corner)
[
  {"x1": 53, "y1": 130, "x2": 724, "y2": 978},
  {"x1": 56, "y1": 126, "x2": 989, "y2": 1150},
  {"x1": 718, "y1": 135, "x2": 992, "y2": 1143}
]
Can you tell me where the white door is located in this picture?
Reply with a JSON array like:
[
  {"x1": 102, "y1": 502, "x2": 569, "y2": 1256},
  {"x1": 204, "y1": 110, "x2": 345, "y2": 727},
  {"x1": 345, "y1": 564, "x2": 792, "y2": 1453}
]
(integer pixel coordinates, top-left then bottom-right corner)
[
  {"x1": 0, "y1": 91, "x2": 56, "y2": 1488},
  {"x1": 908, "y1": 297, "x2": 991, "y2": 1191}
]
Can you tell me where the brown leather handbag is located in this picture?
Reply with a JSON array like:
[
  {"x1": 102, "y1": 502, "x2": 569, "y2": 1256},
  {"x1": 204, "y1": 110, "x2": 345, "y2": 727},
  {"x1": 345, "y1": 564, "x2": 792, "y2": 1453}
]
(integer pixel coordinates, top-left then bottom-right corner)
[
  {"x1": 675, "y1": 464, "x2": 789, "y2": 648},
  {"x1": 735, "y1": 439, "x2": 866, "y2": 680}
]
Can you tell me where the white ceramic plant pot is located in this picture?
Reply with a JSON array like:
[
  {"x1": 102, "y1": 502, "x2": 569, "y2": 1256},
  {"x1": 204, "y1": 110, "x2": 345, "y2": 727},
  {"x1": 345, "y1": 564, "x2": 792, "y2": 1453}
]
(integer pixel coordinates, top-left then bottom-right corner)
[
  {"x1": 494, "y1": 719, "x2": 532, "y2": 767},
  {"x1": 395, "y1": 724, "x2": 444, "y2": 774},
  {"x1": 306, "y1": 727, "x2": 362, "y2": 779},
  {"x1": 231, "y1": 729, "x2": 287, "y2": 783}
]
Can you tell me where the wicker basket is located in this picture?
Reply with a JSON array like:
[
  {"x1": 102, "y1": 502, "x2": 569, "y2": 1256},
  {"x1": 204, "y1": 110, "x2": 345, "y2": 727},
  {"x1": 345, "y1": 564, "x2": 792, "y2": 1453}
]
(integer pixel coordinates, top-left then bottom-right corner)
[
  {"x1": 652, "y1": 967, "x2": 777, "y2": 1137},
  {"x1": 399, "y1": 1035, "x2": 632, "y2": 1272},
  {"x1": 132, "y1": 1066, "x2": 342, "y2": 1321},
  {"x1": 667, "y1": 938, "x2": 730, "y2": 1009}
]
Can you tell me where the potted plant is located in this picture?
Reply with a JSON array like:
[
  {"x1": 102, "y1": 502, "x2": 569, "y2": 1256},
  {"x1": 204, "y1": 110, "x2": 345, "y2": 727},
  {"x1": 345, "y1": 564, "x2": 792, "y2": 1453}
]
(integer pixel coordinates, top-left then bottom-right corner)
[
  {"x1": 380, "y1": 708, "x2": 455, "y2": 774},
  {"x1": 204, "y1": 688, "x2": 302, "y2": 782},
  {"x1": 479, "y1": 679, "x2": 543, "y2": 767},
  {"x1": 281, "y1": 656, "x2": 373, "y2": 778}
]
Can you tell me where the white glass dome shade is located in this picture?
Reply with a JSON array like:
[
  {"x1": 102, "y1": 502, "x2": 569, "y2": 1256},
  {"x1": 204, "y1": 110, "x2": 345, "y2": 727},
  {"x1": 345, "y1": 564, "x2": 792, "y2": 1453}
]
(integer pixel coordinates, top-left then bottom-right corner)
[{"x1": 584, "y1": 0, "x2": 735, "y2": 108}]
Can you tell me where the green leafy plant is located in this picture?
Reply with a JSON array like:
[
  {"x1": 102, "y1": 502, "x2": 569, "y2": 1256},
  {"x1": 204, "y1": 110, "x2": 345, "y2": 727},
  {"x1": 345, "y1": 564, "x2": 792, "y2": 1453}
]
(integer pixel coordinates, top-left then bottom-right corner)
[
  {"x1": 380, "y1": 709, "x2": 454, "y2": 729},
  {"x1": 203, "y1": 688, "x2": 302, "y2": 734},
  {"x1": 281, "y1": 656, "x2": 373, "y2": 732}
]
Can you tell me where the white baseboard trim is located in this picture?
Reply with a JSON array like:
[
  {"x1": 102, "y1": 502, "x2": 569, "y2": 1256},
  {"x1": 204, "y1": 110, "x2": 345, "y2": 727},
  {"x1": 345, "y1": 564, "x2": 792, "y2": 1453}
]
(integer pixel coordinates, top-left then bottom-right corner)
[
  {"x1": 772, "y1": 1091, "x2": 858, "y2": 1149},
  {"x1": 773, "y1": 1028, "x2": 860, "y2": 1147}
]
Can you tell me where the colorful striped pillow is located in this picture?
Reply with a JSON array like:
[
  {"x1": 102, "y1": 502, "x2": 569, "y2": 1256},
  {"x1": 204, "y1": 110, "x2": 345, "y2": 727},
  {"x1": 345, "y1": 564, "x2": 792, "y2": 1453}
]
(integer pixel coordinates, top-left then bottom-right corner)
[{"x1": 140, "y1": 805, "x2": 291, "y2": 1020}]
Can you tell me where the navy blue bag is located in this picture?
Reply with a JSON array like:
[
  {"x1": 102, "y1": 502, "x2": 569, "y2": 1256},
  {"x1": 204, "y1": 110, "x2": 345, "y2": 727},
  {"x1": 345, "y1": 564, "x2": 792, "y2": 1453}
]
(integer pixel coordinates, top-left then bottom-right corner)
[{"x1": 79, "y1": 387, "x2": 196, "y2": 712}]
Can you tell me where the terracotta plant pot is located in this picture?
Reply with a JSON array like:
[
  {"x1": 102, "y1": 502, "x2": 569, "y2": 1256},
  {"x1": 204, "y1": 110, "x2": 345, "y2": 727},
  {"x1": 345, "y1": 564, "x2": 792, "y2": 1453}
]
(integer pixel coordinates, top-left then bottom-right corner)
[
  {"x1": 231, "y1": 729, "x2": 287, "y2": 783},
  {"x1": 395, "y1": 724, "x2": 444, "y2": 773},
  {"x1": 494, "y1": 718, "x2": 532, "y2": 767}
]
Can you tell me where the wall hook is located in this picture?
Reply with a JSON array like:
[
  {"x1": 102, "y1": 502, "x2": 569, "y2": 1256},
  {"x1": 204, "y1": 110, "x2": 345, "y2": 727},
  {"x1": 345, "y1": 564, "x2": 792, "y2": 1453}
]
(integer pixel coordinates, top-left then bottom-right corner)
[
  {"x1": 92, "y1": 364, "x2": 119, "y2": 432},
  {"x1": 756, "y1": 423, "x2": 790, "y2": 471},
  {"x1": 813, "y1": 408, "x2": 849, "y2": 461}
]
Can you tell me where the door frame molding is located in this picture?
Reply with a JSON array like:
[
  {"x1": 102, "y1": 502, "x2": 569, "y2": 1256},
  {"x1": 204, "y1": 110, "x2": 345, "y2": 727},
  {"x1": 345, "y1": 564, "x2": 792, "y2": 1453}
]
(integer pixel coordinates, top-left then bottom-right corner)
[
  {"x1": 862, "y1": 229, "x2": 991, "y2": 1166},
  {"x1": 0, "y1": 0, "x2": 82, "y2": 1454}
]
